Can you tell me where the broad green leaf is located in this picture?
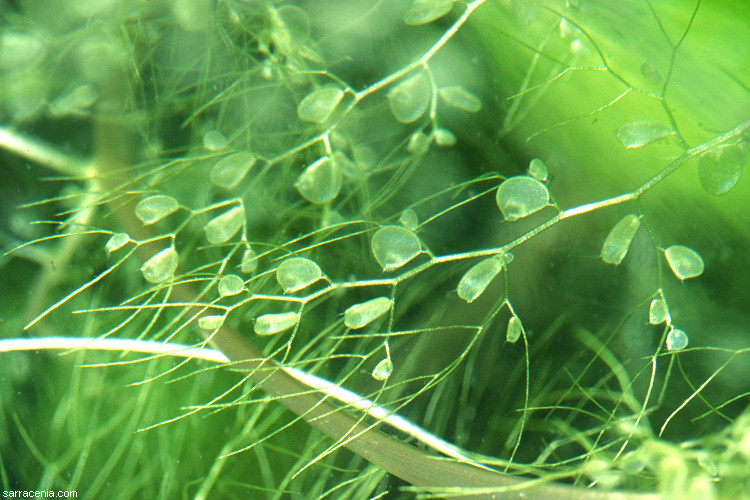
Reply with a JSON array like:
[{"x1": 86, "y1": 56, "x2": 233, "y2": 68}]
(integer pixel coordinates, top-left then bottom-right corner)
[
  {"x1": 457, "y1": 256, "x2": 504, "y2": 303},
  {"x1": 372, "y1": 358, "x2": 393, "y2": 380},
  {"x1": 616, "y1": 120, "x2": 671, "y2": 149},
  {"x1": 371, "y1": 225, "x2": 421, "y2": 272},
  {"x1": 48, "y1": 84, "x2": 97, "y2": 118},
  {"x1": 269, "y1": 5, "x2": 310, "y2": 54},
  {"x1": 344, "y1": 297, "x2": 392, "y2": 329},
  {"x1": 506, "y1": 315, "x2": 524, "y2": 343},
  {"x1": 353, "y1": 145, "x2": 376, "y2": 171},
  {"x1": 407, "y1": 131, "x2": 430, "y2": 155},
  {"x1": 666, "y1": 328, "x2": 688, "y2": 351},
  {"x1": 295, "y1": 156, "x2": 343, "y2": 204},
  {"x1": 202, "y1": 130, "x2": 228, "y2": 151},
  {"x1": 528, "y1": 158, "x2": 548, "y2": 181},
  {"x1": 438, "y1": 84, "x2": 481, "y2": 112},
  {"x1": 0, "y1": 29, "x2": 46, "y2": 71},
  {"x1": 697, "y1": 144, "x2": 745, "y2": 196},
  {"x1": 210, "y1": 152, "x2": 256, "y2": 188},
  {"x1": 331, "y1": 151, "x2": 359, "y2": 177},
  {"x1": 399, "y1": 209, "x2": 419, "y2": 230},
  {"x1": 601, "y1": 214, "x2": 641, "y2": 265},
  {"x1": 218, "y1": 274, "x2": 244, "y2": 297},
  {"x1": 204, "y1": 205, "x2": 245, "y2": 244},
  {"x1": 105, "y1": 233, "x2": 129, "y2": 253},
  {"x1": 640, "y1": 61, "x2": 663, "y2": 84},
  {"x1": 388, "y1": 72, "x2": 431, "y2": 124},
  {"x1": 276, "y1": 257, "x2": 322, "y2": 293},
  {"x1": 298, "y1": 44, "x2": 323, "y2": 63},
  {"x1": 297, "y1": 87, "x2": 344, "y2": 123},
  {"x1": 135, "y1": 195, "x2": 180, "y2": 225},
  {"x1": 665, "y1": 245, "x2": 704, "y2": 280},
  {"x1": 432, "y1": 128, "x2": 456, "y2": 147},
  {"x1": 197, "y1": 315, "x2": 225, "y2": 330},
  {"x1": 404, "y1": 0, "x2": 454, "y2": 25},
  {"x1": 496, "y1": 176, "x2": 549, "y2": 221},
  {"x1": 255, "y1": 311, "x2": 299, "y2": 336},
  {"x1": 240, "y1": 247, "x2": 258, "y2": 273},
  {"x1": 649, "y1": 297, "x2": 669, "y2": 325},
  {"x1": 140, "y1": 247, "x2": 178, "y2": 283}
]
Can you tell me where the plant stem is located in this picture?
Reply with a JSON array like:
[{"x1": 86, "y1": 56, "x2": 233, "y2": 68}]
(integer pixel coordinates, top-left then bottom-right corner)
[{"x1": 0, "y1": 126, "x2": 88, "y2": 177}]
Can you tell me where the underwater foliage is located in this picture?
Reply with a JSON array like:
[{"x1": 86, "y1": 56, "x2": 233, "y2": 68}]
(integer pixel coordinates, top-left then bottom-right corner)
[{"x1": 1, "y1": 0, "x2": 749, "y2": 498}]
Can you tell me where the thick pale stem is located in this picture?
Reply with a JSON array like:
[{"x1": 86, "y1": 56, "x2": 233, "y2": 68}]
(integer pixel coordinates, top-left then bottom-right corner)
[{"x1": 0, "y1": 126, "x2": 88, "y2": 177}]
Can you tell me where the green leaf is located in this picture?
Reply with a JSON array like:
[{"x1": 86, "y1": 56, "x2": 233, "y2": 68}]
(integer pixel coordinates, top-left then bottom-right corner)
[
  {"x1": 387, "y1": 72, "x2": 431, "y2": 124},
  {"x1": 331, "y1": 151, "x2": 359, "y2": 177},
  {"x1": 496, "y1": 176, "x2": 549, "y2": 221},
  {"x1": 527, "y1": 158, "x2": 548, "y2": 182},
  {"x1": 140, "y1": 247, "x2": 178, "y2": 283},
  {"x1": 218, "y1": 274, "x2": 244, "y2": 297},
  {"x1": 135, "y1": 195, "x2": 180, "y2": 225},
  {"x1": 297, "y1": 87, "x2": 344, "y2": 123},
  {"x1": 457, "y1": 256, "x2": 504, "y2": 303},
  {"x1": 666, "y1": 328, "x2": 688, "y2": 351},
  {"x1": 432, "y1": 128, "x2": 456, "y2": 147},
  {"x1": 254, "y1": 311, "x2": 299, "y2": 336},
  {"x1": 371, "y1": 225, "x2": 421, "y2": 272},
  {"x1": 48, "y1": 84, "x2": 97, "y2": 118},
  {"x1": 353, "y1": 145, "x2": 376, "y2": 171},
  {"x1": 506, "y1": 315, "x2": 524, "y2": 343},
  {"x1": 697, "y1": 143, "x2": 745, "y2": 196},
  {"x1": 398, "y1": 209, "x2": 419, "y2": 230},
  {"x1": 407, "y1": 131, "x2": 430, "y2": 155},
  {"x1": 664, "y1": 245, "x2": 704, "y2": 280},
  {"x1": 344, "y1": 297, "x2": 392, "y2": 329},
  {"x1": 404, "y1": 0, "x2": 454, "y2": 25},
  {"x1": 371, "y1": 358, "x2": 393, "y2": 380},
  {"x1": 438, "y1": 84, "x2": 481, "y2": 112},
  {"x1": 202, "y1": 130, "x2": 228, "y2": 151},
  {"x1": 601, "y1": 214, "x2": 641, "y2": 265},
  {"x1": 276, "y1": 257, "x2": 322, "y2": 293},
  {"x1": 0, "y1": 29, "x2": 46, "y2": 71},
  {"x1": 295, "y1": 156, "x2": 343, "y2": 204},
  {"x1": 616, "y1": 120, "x2": 671, "y2": 149},
  {"x1": 204, "y1": 205, "x2": 245, "y2": 244},
  {"x1": 105, "y1": 233, "x2": 129, "y2": 253},
  {"x1": 240, "y1": 247, "x2": 258, "y2": 274},
  {"x1": 197, "y1": 315, "x2": 225, "y2": 330},
  {"x1": 269, "y1": 5, "x2": 310, "y2": 54},
  {"x1": 649, "y1": 297, "x2": 669, "y2": 325},
  {"x1": 210, "y1": 152, "x2": 256, "y2": 189},
  {"x1": 640, "y1": 61, "x2": 663, "y2": 84}
]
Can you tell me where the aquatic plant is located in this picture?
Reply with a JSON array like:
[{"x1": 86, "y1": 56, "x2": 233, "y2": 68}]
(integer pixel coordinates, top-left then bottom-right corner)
[{"x1": 2, "y1": 0, "x2": 749, "y2": 498}]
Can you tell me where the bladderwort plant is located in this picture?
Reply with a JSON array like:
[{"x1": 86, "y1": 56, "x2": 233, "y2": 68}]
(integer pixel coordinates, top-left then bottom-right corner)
[{"x1": 1, "y1": 0, "x2": 749, "y2": 498}]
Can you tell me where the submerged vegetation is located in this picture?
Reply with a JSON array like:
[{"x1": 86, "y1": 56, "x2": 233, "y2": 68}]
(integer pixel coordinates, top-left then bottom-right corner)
[{"x1": 1, "y1": 0, "x2": 749, "y2": 498}]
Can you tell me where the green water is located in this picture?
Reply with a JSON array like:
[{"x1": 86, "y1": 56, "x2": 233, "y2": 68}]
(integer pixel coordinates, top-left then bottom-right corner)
[{"x1": 1, "y1": 1, "x2": 749, "y2": 498}]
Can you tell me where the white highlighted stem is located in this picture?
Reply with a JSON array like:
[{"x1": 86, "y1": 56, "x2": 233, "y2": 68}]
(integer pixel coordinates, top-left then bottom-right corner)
[
  {"x1": 0, "y1": 126, "x2": 87, "y2": 176},
  {"x1": 0, "y1": 337, "x2": 230, "y2": 363},
  {"x1": 0, "y1": 336, "x2": 480, "y2": 467}
]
